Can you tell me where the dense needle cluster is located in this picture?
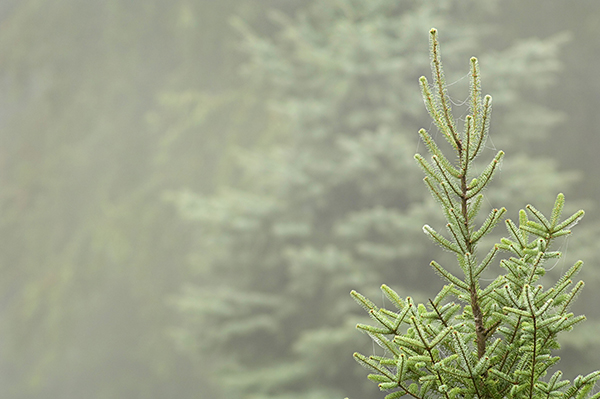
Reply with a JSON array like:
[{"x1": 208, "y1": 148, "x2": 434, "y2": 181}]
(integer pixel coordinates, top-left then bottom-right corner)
[{"x1": 351, "y1": 28, "x2": 600, "y2": 399}]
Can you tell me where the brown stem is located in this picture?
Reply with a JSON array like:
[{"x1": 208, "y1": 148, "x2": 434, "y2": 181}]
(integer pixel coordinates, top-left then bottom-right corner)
[{"x1": 461, "y1": 163, "x2": 485, "y2": 359}]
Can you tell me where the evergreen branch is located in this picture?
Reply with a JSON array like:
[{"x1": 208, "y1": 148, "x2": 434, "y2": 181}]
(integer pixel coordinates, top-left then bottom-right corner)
[
  {"x1": 436, "y1": 363, "x2": 472, "y2": 379},
  {"x1": 380, "y1": 391, "x2": 409, "y2": 399},
  {"x1": 498, "y1": 320, "x2": 524, "y2": 374},
  {"x1": 429, "y1": 28, "x2": 460, "y2": 150},
  {"x1": 505, "y1": 219, "x2": 528, "y2": 248},
  {"x1": 440, "y1": 182, "x2": 460, "y2": 213},
  {"x1": 379, "y1": 382, "x2": 401, "y2": 390},
  {"x1": 486, "y1": 288, "x2": 508, "y2": 309},
  {"x1": 419, "y1": 76, "x2": 456, "y2": 149},
  {"x1": 530, "y1": 285, "x2": 543, "y2": 301},
  {"x1": 499, "y1": 259, "x2": 520, "y2": 283},
  {"x1": 459, "y1": 252, "x2": 476, "y2": 287},
  {"x1": 448, "y1": 207, "x2": 468, "y2": 238},
  {"x1": 398, "y1": 344, "x2": 420, "y2": 358},
  {"x1": 559, "y1": 280, "x2": 584, "y2": 314},
  {"x1": 467, "y1": 57, "x2": 485, "y2": 162},
  {"x1": 503, "y1": 306, "x2": 532, "y2": 318},
  {"x1": 369, "y1": 309, "x2": 397, "y2": 332},
  {"x1": 432, "y1": 155, "x2": 463, "y2": 197},
  {"x1": 409, "y1": 316, "x2": 433, "y2": 350},
  {"x1": 380, "y1": 308, "x2": 399, "y2": 318},
  {"x1": 461, "y1": 115, "x2": 473, "y2": 169},
  {"x1": 408, "y1": 322, "x2": 453, "y2": 399},
  {"x1": 423, "y1": 180, "x2": 460, "y2": 218},
  {"x1": 368, "y1": 332, "x2": 402, "y2": 357},
  {"x1": 525, "y1": 285, "x2": 540, "y2": 399},
  {"x1": 523, "y1": 220, "x2": 545, "y2": 233},
  {"x1": 535, "y1": 314, "x2": 563, "y2": 330},
  {"x1": 503, "y1": 272, "x2": 524, "y2": 290},
  {"x1": 550, "y1": 229, "x2": 573, "y2": 238},
  {"x1": 451, "y1": 330, "x2": 483, "y2": 398},
  {"x1": 472, "y1": 208, "x2": 506, "y2": 244},
  {"x1": 504, "y1": 280, "x2": 523, "y2": 309},
  {"x1": 381, "y1": 284, "x2": 404, "y2": 310},
  {"x1": 384, "y1": 391, "x2": 407, "y2": 399},
  {"x1": 473, "y1": 355, "x2": 490, "y2": 377},
  {"x1": 469, "y1": 58, "x2": 482, "y2": 126},
  {"x1": 478, "y1": 275, "x2": 506, "y2": 299},
  {"x1": 484, "y1": 320, "x2": 502, "y2": 338},
  {"x1": 396, "y1": 354, "x2": 406, "y2": 385},
  {"x1": 430, "y1": 260, "x2": 470, "y2": 291},
  {"x1": 440, "y1": 303, "x2": 462, "y2": 322},
  {"x1": 564, "y1": 371, "x2": 600, "y2": 399},
  {"x1": 431, "y1": 284, "x2": 455, "y2": 307},
  {"x1": 552, "y1": 261, "x2": 583, "y2": 294},
  {"x1": 423, "y1": 225, "x2": 462, "y2": 254},
  {"x1": 429, "y1": 326, "x2": 453, "y2": 348},
  {"x1": 519, "y1": 209, "x2": 530, "y2": 242},
  {"x1": 524, "y1": 284, "x2": 537, "y2": 313},
  {"x1": 553, "y1": 209, "x2": 585, "y2": 233},
  {"x1": 418, "y1": 128, "x2": 461, "y2": 178},
  {"x1": 351, "y1": 290, "x2": 378, "y2": 312},
  {"x1": 534, "y1": 298, "x2": 553, "y2": 318},
  {"x1": 526, "y1": 204, "x2": 551, "y2": 231},
  {"x1": 543, "y1": 251, "x2": 561, "y2": 259},
  {"x1": 394, "y1": 305, "x2": 417, "y2": 333},
  {"x1": 466, "y1": 151, "x2": 504, "y2": 199},
  {"x1": 508, "y1": 241, "x2": 526, "y2": 258},
  {"x1": 431, "y1": 353, "x2": 460, "y2": 371},
  {"x1": 357, "y1": 323, "x2": 393, "y2": 334},
  {"x1": 467, "y1": 194, "x2": 484, "y2": 221},
  {"x1": 414, "y1": 154, "x2": 446, "y2": 187},
  {"x1": 473, "y1": 245, "x2": 500, "y2": 280},
  {"x1": 525, "y1": 251, "x2": 545, "y2": 286},
  {"x1": 469, "y1": 94, "x2": 492, "y2": 163},
  {"x1": 446, "y1": 222, "x2": 467, "y2": 254},
  {"x1": 555, "y1": 314, "x2": 586, "y2": 332},
  {"x1": 545, "y1": 370, "x2": 570, "y2": 394},
  {"x1": 488, "y1": 368, "x2": 518, "y2": 385},
  {"x1": 520, "y1": 224, "x2": 550, "y2": 240},
  {"x1": 396, "y1": 383, "x2": 423, "y2": 399},
  {"x1": 536, "y1": 285, "x2": 563, "y2": 306},
  {"x1": 394, "y1": 335, "x2": 427, "y2": 350},
  {"x1": 550, "y1": 193, "x2": 566, "y2": 229},
  {"x1": 423, "y1": 177, "x2": 450, "y2": 210},
  {"x1": 354, "y1": 352, "x2": 397, "y2": 381}
]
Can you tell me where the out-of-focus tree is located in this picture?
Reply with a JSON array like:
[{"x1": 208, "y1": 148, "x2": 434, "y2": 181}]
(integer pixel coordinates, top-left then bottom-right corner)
[
  {"x1": 171, "y1": 1, "x2": 597, "y2": 398},
  {"x1": 0, "y1": 0, "x2": 305, "y2": 397},
  {"x1": 495, "y1": 0, "x2": 600, "y2": 203}
]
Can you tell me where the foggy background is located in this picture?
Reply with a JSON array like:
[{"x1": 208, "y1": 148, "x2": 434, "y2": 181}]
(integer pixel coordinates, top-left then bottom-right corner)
[{"x1": 1, "y1": 0, "x2": 600, "y2": 398}]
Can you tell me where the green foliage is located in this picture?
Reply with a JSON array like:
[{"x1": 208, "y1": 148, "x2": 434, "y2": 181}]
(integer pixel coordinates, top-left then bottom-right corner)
[
  {"x1": 171, "y1": 2, "x2": 594, "y2": 398},
  {"x1": 3, "y1": 0, "x2": 599, "y2": 398},
  {"x1": 352, "y1": 29, "x2": 599, "y2": 399}
]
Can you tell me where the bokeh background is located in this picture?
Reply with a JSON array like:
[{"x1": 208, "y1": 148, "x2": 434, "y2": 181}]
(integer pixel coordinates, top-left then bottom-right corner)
[{"x1": 1, "y1": 0, "x2": 600, "y2": 398}]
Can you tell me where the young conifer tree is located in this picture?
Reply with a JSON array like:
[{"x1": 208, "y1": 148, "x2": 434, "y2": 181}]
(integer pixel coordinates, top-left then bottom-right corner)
[{"x1": 351, "y1": 28, "x2": 600, "y2": 399}]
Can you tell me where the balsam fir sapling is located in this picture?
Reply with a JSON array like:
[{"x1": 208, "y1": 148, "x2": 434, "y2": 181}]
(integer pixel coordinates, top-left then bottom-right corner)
[{"x1": 350, "y1": 28, "x2": 600, "y2": 399}]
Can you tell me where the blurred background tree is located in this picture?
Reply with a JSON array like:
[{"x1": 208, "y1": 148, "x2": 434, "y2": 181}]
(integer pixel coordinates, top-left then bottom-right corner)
[
  {"x1": 0, "y1": 0, "x2": 299, "y2": 397},
  {"x1": 0, "y1": 0, "x2": 598, "y2": 398}
]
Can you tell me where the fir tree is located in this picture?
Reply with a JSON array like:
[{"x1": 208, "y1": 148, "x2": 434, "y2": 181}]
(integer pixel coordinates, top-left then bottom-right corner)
[
  {"x1": 351, "y1": 28, "x2": 600, "y2": 399},
  {"x1": 171, "y1": 2, "x2": 593, "y2": 398}
]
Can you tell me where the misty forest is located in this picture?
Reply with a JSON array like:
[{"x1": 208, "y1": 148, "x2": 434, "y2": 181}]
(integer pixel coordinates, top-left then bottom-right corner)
[{"x1": 1, "y1": 1, "x2": 600, "y2": 398}]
